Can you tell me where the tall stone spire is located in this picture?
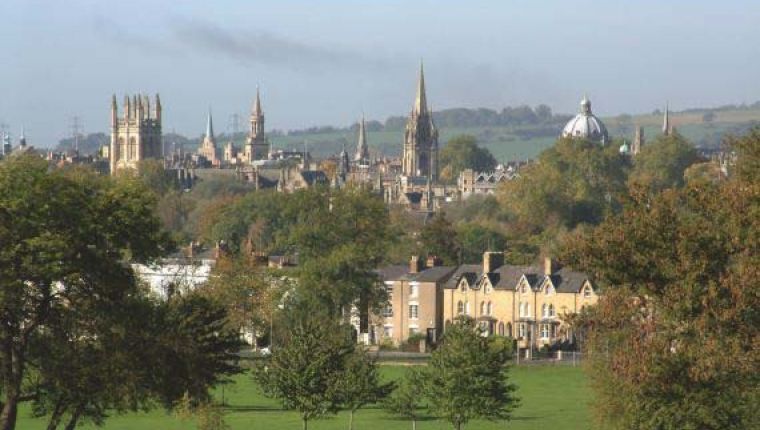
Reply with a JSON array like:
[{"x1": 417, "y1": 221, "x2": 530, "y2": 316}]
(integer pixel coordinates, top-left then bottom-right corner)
[
  {"x1": 354, "y1": 115, "x2": 370, "y2": 165},
  {"x1": 254, "y1": 86, "x2": 263, "y2": 117},
  {"x1": 199, "y1": 108, "x2": 218, "y2": 165},
  {"x1": 402, "y1": 63, "x2": 439, "y2": 180},
  {"x1": 413, "y1": 61, "x2": 428, "y2": 115},
  {"x1": 663, "y1": 102, "x2": 670, "y2": 135},
  {"x1": 245, "y1": 86, "x2": 269, "y2": 162},
  {"x1": 206, "y1": 109, "x2": 215, "y2": 141}
]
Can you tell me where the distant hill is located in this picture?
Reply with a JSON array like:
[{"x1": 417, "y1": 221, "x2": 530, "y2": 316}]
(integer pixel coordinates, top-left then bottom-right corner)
[{"x1": 58, "y1": 101, "x2": 760, "y2": 160}]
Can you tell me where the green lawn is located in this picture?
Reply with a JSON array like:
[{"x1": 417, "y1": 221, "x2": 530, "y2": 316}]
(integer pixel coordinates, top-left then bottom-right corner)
[{"x1": 15, "y1": 364, "x2": 593, "y2": 430}]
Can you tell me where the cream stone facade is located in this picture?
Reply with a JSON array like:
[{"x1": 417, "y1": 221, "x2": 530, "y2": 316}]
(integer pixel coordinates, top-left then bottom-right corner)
[
  {"x1": 442, "y1": 253, "x2": 598, "y2": 351},
  {"x1": 109, "y1": 94, "x2": 162, "y2": 174}
]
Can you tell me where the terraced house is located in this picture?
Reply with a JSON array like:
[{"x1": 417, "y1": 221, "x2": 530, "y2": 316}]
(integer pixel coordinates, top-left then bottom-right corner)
[{"x1": 442, "y1": 252, "x2": 598, "y2": 353}]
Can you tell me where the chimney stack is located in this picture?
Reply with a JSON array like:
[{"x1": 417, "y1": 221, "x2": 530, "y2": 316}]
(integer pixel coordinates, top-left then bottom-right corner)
[
  {"x1": 483, "y1": 252, "x2": 504, "y2": 274},
  {"x1": 409, "y1": 255, "x2": 424, "y2": 274},
  {"x1": 544, "y1": 257, "x2": 557, "y2": 276},
  {"x1": 426, "y1": 255, "x2": 442, "y2": 268}
]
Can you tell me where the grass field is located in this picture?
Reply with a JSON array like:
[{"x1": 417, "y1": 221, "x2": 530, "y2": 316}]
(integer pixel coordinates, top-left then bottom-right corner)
[{"x1": 14, "y1": 365, "x2": 593, "y2": 430}]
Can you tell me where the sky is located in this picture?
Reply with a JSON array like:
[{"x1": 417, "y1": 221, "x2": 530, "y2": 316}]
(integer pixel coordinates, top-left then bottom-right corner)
[{"x1": 2, "y1": 0, "x2": 760, "y2": 147}]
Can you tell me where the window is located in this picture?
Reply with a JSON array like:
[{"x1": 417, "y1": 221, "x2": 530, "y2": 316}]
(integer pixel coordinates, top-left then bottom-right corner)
[
  {"x1": 549, "y1": 304, "x2": 555, "y2": 317},
  {"x1": 409, "y1": 284, "x2": 418, "y2": 297},
  {"x1": 460, "y1": 280, "x2": 466, "y2": 292},
  {"x1": 526, "y1": 303, "x2": 531, "y2": 317},
  {"x1": 545, "y1": 285, "x2": 554, "y2": 295},
  {"x1": 486, "y1": 302, "x2": 493, "y2": 316},
  {"x1": 507, "y1": 323, "x2": 513, "y2": 337},
  {"x1": 498, "y1": 322, "x2": 504, "y2": 336},
  {"x1": 409, "y1": 305, "x2": 419, "y2": 319},
  {"x1": 520, "y1": 283, "x2": 527, "y2": 294},
  {"x1": 540, "y1": 324, "x2": 550, "y2": 339},
  {"x1": 409, "y1": 327, "x2": 419, "y2": 337},
  {"x1": 383, "y1": 326, "x2": 393, "y2": 338},
  {"x1": 583, "y1": 286, "x2": 592, "y2": 297},
  {"x1": 518, "y1": 323, "x2": 526, "y2": 338},
  {"x1": 480, "y1": 301, "x2": 485, "y2": 315},
  {"x1": 382, "y1": 304, "x2": 393, "y2": 317},
  {"x1": 457, "y1": 301, "x2": 464, "y2": 315},
  {"x1": 465, "y1": 302, "x2": 471, "y2": 315},
  {"x1": 542, "y1": 304, "x2": 548, "y2": 318}
]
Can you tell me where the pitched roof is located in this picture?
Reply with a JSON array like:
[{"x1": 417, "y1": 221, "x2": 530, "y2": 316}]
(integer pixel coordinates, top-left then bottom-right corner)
[
  {"x1": 408, "y1": 265, "x2": 456, "y2": 283},
  {"x1": 377, "y1": 265, "x2": 408, "y2": 282},
  {"x1": 492, "y1": 265, "x2": 542, "y2": 290},
  {"x1": 445, "y1": 264, "x2": 482, "y2": 289},
  {"x1": 547, "y1": 267, "x2": 590, "y2": 293},
  {"x1": 300, "y1": 170, "x2": 328, "y2": 185}
]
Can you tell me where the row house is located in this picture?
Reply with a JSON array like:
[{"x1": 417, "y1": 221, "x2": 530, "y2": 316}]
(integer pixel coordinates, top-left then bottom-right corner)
[
  {"x1": 371, "y1": 256, "x2": 456, "y2": 345},
  {"x1": 442, "y1": 252, "x2": 598, "y2": 351}
]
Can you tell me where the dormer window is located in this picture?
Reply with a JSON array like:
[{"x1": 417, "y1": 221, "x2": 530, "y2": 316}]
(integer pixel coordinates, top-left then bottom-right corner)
[
  {"x1": 545, "y1": 285, "x2": 554, "y2": 295},
  {"x1": 520, "y1": 283, "x2": 527, "y2": 294},
  {"x1": 583, "y1": 286, "x2": 592, "y2": 298}
]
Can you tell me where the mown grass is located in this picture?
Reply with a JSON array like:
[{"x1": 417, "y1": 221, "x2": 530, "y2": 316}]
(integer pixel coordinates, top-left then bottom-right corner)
[{"x1": 15, "y1": 364, "x2": 594, "y2": 430}]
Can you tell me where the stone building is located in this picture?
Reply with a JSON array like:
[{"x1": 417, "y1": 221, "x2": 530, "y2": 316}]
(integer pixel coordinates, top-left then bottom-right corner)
[
  {"x1": 442, "y1": 253, "x2": 598, "y2": 353},
  {"x1": 198, "y1": 110, "x2": 220, "y2": 166},
  {"x1": 561, "y1": 96, "x2": 609, "y2": 145},
  {"x1": 401, "y1": 63, "x2": 439, "y2": 181},
  {"x1": 371, "y1": 257, "x2": 456, "y2": 345},
  {"x1": 109, "y1": 94, "x2": 162, "y2": 174},
  {"x1": 458, "y1": 165, "x2": 519, "y2": 198},
  {"x1": 243, "y1": 87, "x2": 270, "y2": 162}
]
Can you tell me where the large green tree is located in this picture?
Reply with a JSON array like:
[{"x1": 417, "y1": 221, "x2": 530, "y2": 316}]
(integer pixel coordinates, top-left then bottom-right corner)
[
  {"x1": 561, "y1": 130, "x2": 760, "y2": 429},
  {"x1": 383, "y1": 368, "x2": 425, "y2": 430},
  {"x1": 439, "y1": 135, "x2": 497, "y2": 183},
  {"x1": 627, "y1": 132, "x2": 700, "y2": 192},
  {"x1": 419, "y1": 212, "x2": 460, "y2": 265},
  {"x1": 0, "y1": 156, "x2": 169, "y2": 430},
  {"x1": 497, "y1": 137, "x2": 628, "y2": 235},
  {"x1": 423, "y1": 316, "x2": 519, "y2": 430}
]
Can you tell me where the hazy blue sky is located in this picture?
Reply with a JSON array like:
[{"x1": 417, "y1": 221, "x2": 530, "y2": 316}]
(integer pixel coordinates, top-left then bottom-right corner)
[{"x1": 2, "y1": 0, "x2": 760, "y2": 146}]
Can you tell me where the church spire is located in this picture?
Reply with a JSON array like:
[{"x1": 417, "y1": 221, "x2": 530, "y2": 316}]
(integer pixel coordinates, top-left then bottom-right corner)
[
  {"x1": 413, "y1": 61, "x2": 428, "y2": 115},
  {"x1": 663, "y1": 102, "x2": 670, "y2": 135},
  {"x1": 355, "y1": 114, "x2": 370, "y2": 165},
  {"x1": 206, "y1": 108, "x2": 215, "y2": 141},
  {"x1": 254, "y1": 85, "x2": 263, "y2": 117}
]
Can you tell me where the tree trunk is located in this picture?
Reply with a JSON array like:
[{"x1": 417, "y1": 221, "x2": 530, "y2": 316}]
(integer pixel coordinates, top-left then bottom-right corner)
[
  {"x1": 412, "y1": 418, "x2": 417, "y2": 430},
  {"x1": 302, "y1": 416, "x2": 308, "y2": 430},
  {"x1": 349, "y1": 409, "x2": 354, "y2": 430},
  {"x1": 45, "y1": 399, "x2": 66, "y2": 430},
  {"x1": 63, "y1": 405, "x2": 83, "y2": 430},
  {"x1": 0, "y1": 395, "x2": 18, "y2": 430}
]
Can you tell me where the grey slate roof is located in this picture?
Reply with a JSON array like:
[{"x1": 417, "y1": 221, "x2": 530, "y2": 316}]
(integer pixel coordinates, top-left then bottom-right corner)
[
  {"x1": 376, "y1": 264, "x2": 456, "y2": 284},
  {"x1": 445, "y1": 264, "x2": 482, "y2": 289},
  {"x1": 547, "y1": 267, "x2": 589, "y2": 293},
  {"x1": 300, "y1": 170, "x2": 328, "y2": 185}
]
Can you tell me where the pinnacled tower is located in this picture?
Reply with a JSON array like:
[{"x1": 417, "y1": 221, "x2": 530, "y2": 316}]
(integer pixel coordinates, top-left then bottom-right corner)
[
  {"x1": 110, "y1": 93, "x2": 162, "y2": 174},
  {"x1": 244, "y1": 86, "x2": 269, "y2": 163},
  {"x1": 402, "y1": 62, "x2": 439, "y2": 181},
  {"x1": 198, "y1": 109, "x2": 219, "y2": 165},
  {"x1": 354, "y1": 115, "x2": 370, "y2": 167}
]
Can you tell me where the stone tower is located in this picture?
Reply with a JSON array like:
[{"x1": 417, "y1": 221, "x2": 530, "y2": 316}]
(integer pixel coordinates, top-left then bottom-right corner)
[
  {"x1": 244, "y1": 87, "x2": 269, "y2": 163},
  {"x1": 402, "y1": 63, "x2": 439, "y2": 180},
  {"x1": 198, "y1": 109, "x2": 219, "y2": 165},
  {"x1": 354, "y1": 115, "x2": 370, "y2": 167},
  {"x1": 632, "y1": 125, "x2": 644, "y2": 155},
  {"x1": 110, "y1": 94, "x2": 162, "y2": 174}
]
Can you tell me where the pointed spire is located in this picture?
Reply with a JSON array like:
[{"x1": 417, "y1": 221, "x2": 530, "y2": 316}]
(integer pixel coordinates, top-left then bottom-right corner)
[
  {"x1": 253, "y1": 85, "x2": 263, "y2": 116},
  {"x1": 355, "y1": 114, "x2": 369, "y2": 164},
  {"x1": 663, "y1": 102, "x2": 670, "y2": 135},
  {"x1": 413, "y1": 60, "x2": 428, "y2": 115},
  {"x1": 206, "y1": 108, "x2": 214, "y2": 140}
]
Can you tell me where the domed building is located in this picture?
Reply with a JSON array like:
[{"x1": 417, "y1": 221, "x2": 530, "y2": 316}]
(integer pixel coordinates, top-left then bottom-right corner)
[{"x1": 561, "y1": 96, "x2": 609, "y2": 145}]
